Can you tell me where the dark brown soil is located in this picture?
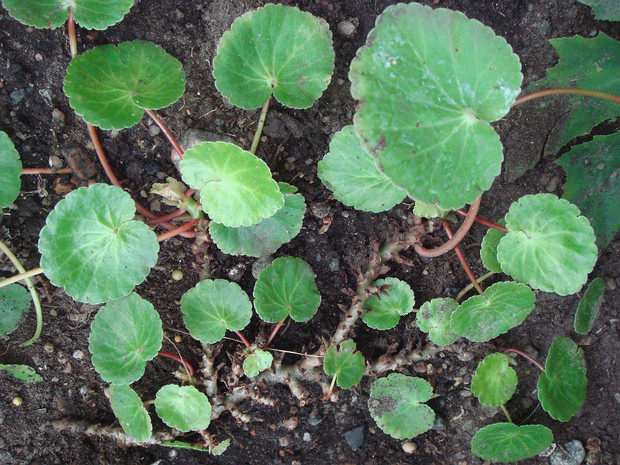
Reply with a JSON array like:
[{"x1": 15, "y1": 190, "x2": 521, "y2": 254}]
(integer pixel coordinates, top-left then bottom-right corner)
[{"x1": 1, "y1": 1, "x2": 618, "y2": 464}]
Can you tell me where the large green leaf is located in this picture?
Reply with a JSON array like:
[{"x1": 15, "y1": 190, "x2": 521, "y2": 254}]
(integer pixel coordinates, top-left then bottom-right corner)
[
  {"x1": 64, "y1": 41, "x2": 186, "y2": 130},
  {"x1": 556, "y1": 132, "x2": 620, "y2": 249},
  {"x1": 368, "y1": 373, "x2": 435, "y2": 439},
  {"x1": 361, "y1": 277, "x2": 415, "y2": 330},
  {"x1": 574, "y1": 277, "x2": 605, "y2": 334},
  {"x1": 416, "y1": 297, "x2": 460, "y2": 346},
  {"x1": 0, "y1": 283, "x2": 30, "y2": 337},
  {"x1": 88, "y1": 293, "x2": 163, "y2": 385},
  {"x1": 38, "y1": 184, "x2": 159, "y2": 304},
  {"x1": 450, "y1": 282, "x2": 535, "y2": 342},
  {"x1": 0, "y1": 131, "x2": 22, "y2": 209},
  {"x1": 471, "y1": 353, "x2": 517, "y2": 406},
  {"x1": 349, "y1": 3, "x2": 522, "y2": 210},
  {"x1": 471, "y1": 423, "x2": 553, "y2": 462},
  {"x1": 537, "y1": 337, "x2": 587, "y2": 422},
  {"x1": 1, "y1": 0, "x2": 134, "y2": 30},
  {"x1": 577, "y1": 0, "x2": 620, "y2": 20},
  {"x1": 213, "y1": 3, "x2": 334, "y2": 109},
  {"x1": 497, "y1": 194, "x2": 598, "y2": 296},
  {"x1": 155, "y1": 384, "x2": 211, "y2": 432},
  {"x1": 209, "y1": 183, "x2": 305, "y2": 257},
  {"x1": 253, "y1": 257, "x2": 321, "y2": 323},
  {"x1": 180, "y1": 142, "x2": 283, "y2": 227},
  {"x1": 109, "y1": 385, "x2": 152, "y2": 442},
  {"x1": 181, "y1": 279, "x2": 252, "y2": 344},
  {"x1": 0, "y1": 364, "x2": 42, "y2": 383},
  {"x1": 318, "y1": 126, "x2": 405, "y2": 213},
  {"x1": 323, "y1": 340, "x2": 365, "y2": 390}
]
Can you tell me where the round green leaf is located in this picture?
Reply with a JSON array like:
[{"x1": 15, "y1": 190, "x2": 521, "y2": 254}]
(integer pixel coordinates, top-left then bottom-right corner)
[
  {"x1": 318, "y1": 126, "x2": 405, "y2": 213},
  {"x1": 213, "y1": 3, "x2": 334, "y2": 109},
  {"x1": 412, "y1": 201, "x2": 450, "y2": 219},
  {"x1": 471, "y1": 353, "x2": 517, "y2": 406},
  {"x1": 497, "y1": 194, "x2": 598, "y2": 296},
  {"x1": 64, "y1": 40, "x2": 186, "y2": 130},
  {"x1": 243, "y1": 348, "x2": 273, "y2": 378},
  {"x1": 0, "y1": 131, "x2": 22, "y2": 209},
  {"x1": 368, "y1": 373, "x2": 435, "y2": 439},
  {"x1": 253, "y1": 257, "x2": 321, "y2": 323},
  {"x1": 471, "y1": 423, "x2": 553, "y2": 462},
  {"x1": 209, "y1": 183, "x2": 305, "y2": 257},
  {"x1": 181, "y1": 279, "x2": 252, "y2": 344},
  {"x1": 574, "y1": 277, "x2": 605, "y2": 334},
  {"x1": 109, "y1": 385, "x2": 152, "y2": 442},
  {"x1": 0, "y1": 283, "x2": 30, "y2": 337},
  {"x1": 155, "y1": 384, "x2": 211, "y2": 432},
  {"x1": 88, "y1": 293, "x2": 163, "y2": 385},
  {"x1": 323, "y1": 340, "x2": 365, "y2": 390},
  {"x1": 2, "y1": 0, "x2": 134, "y2": 30},
  {"x1": 38, "y1": 184, "x2": 159, "y2": 304},
  {"x1": 450, "y1": 282, "x2": 535, "y2": 342},
  {"x1": 349, "y1": 3, "x2": 522, "y2": 210},
  {"x1": 180, "y1": 142, "x2": 283, "y2": 227},
  {"x1": 361, "y1": 277, "x2": 415, "y2": 330},
  {"x1": 480, "y1": 220, "x2": 507, "y2": 273},
  {"x1": 0, "y1": 364, "x2": 42, "y2": 383},
  {"x1": 416, "y1": 297, "x2": 460, "y2": 346},
  {"x1": 538, "y1": 337, "x2": 587, "y2": 422}
]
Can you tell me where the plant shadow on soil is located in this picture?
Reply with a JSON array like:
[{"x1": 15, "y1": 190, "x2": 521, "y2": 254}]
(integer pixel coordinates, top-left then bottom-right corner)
[{"x1": 0, "y1": 1, "x2": 618, "y2": 464}]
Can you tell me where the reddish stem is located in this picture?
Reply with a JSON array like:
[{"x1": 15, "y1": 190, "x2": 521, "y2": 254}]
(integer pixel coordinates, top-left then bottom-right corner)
[
  {"x1": 235, "y1": 331, "x2": 252, "y2": 349},
  {"x1": 157, "y1": 350, "x2": 195, "y2": 377},
  {"x1": 157, "y1": 220, "x2": 197, "y2": 242},
  {"x1": 145, "y1": 109, "x2": 184, "y2": 159},
  {"x1": 264, "y1": 318, "x2": 286, "y2": 349},
  {"x1": 512, "y1": 88, "x2": 620, "y2": 108},
  {"x1": 504, "y1": 348, "x2": 545, "y2": 372},
  {"x1": 443, "y1": 220, "x2": 484, "y2": 295},
  {"x1": 455, "y1": 209, "x2": 508, "y2": 233},
  {"x1": 67, "y1": 7, "x2": 77, "y2": 57},
  {"x1": 148, "y1": 208, "x2": 187, "y2": 225},
  {"x1": 22, "y1": 167, "x2": 73, "y2": 175}
]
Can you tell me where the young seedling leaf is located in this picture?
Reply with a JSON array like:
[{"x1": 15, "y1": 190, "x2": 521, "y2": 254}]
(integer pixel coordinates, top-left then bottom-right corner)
[
  {"x1": 556, "y1": 132, "x2": 620, "y2": 249},
  {"x1": 471, "y1": 353, "x2": 517, "y2": 406},
  {"x1": 243, "y1": 348, "x2": 273, "y2": 378},
  {"x1": 412, "y1": 201, "x2": 450, "y2": 219},
  {"x1": 416, "y1": 298, "x2": 460, "y2": 346},
  {"x1": 38, "y1": 184, "x2": 159, "y2": 304},
  {"x1": 471, "y1": 423, "x2": 553, "y2": 462},
  {"x1": 318, "y1": 126, "x2": 405, "y2": 213},
  {"x1": 213, "y1": 3, "x2": 334, "y2": 109},
  {"x1": 109, "y1": 385, "x2": 152, "y2": 442},
  {"x1": 323, "y1": 339, "x2": 365, "y2": 389},
  {"x1": 450, "y1": 282, "x2": 535, "y2": 342},
  {"x1": 181, "y1": 279, "x2": 252, "y2": 344},
  {"x1": 577, "y1": 0, "x2": 620, "y2": 20},
  {"x1": 180, "y1": 142, "x2": 283, "y2": 227},
  {"x1": 88, "y1": 293, "x2": 163, "y2": 385},
  {"x1": 162, "y1": 441, "x2": 210, "y2": 452},
  {"x1": 0, "y1": 364, "x2": 42, "y2": 383},
  {"x1": 0, "y1": 283, "x2": 30, "y2": 337},
  {"x1": 0, "y1": 131, "x2": 22, "y2": 209},
  {"x1": 2, "y1": 0, "x2": 134, "y2": 30},
  {"x1": 368, "y1": 373, "x2": 435, "y2": 439},
  {"x1": 574, "y1": 277, "x2": 605, "y2": 334},
  {"x1": 538, "y1": 337, "x2": 587, "y2": 422},
  {"x1": 253, "y1": 257, "x2": 321, "y2": 323},
  {"x1": 64, "y1": 40, "x2": 186, "y2": 130},
  {"x1": 479, "y1": 220, "x2": 507, "y2": 273},
  {"x1": 361, "y1": 277, "x2": 415, "y2": 330},
  {"x1": 210, "y1": 439, "x2": 231, "y2": 456},
  {"x1": 209, "y1": 183, "x2": 305, "y2": 257},
  {"x1": 497, "y1": 194, "x2": 597, "y2": 296},
  {"x1": 349, "y1": 3, "x2": 522, "y2": 210},
  {"x1": 155, "y1": 384, "x2": 211, "y2": 432}
]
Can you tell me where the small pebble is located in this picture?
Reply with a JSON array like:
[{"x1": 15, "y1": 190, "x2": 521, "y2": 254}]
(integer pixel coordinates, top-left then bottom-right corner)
[
  {"x1": 227, "y1": 263, "x2": 246, "y2": 282},
  {"x1": 35, "y1": 53, "x2": 43, "y2": 61},
  {"x1": 344, "y1": 426, "x2": 364, "y2": 451},
  {"x1": 174, "y1": 335, "x2": 182, "y2": 343},
  {"x1": 79, "y1": 386, "x2": 89, "y2": 396},
  {"x1": 12, "y1": 397, "x2": 23, "y2": 406},
  {"x1": 302, "y1": 432, "x2": 312, "y2": 442},
  {"x1": 43, "y1": 342, "x2": 54, "y2": 353},
  {"x1": 337, "y1": 19, "x2": 357, "y2": 38},
  {"x1": 549, "y1": 439, "x2": 585, "y2": 465},
  {"x1": 149, "y1": 125, "x2": 161, "y2": 136},
  {"x1": 72, "y1": 350, "x2": 84, "y2": 360},
  {"x1": 402, "y1": 441, "x2": 417, "y2": 454},
  {"x1": 172, "y1": 269, "x2": 183, "y2": 281},
  {"x1": 279, "y1": 436, "x2": 290, "y2": 447}
]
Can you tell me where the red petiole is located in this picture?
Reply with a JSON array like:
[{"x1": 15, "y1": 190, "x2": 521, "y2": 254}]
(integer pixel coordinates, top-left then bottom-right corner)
[{"x1": 157, "y1": 350, "x2": 195, "y2": 377}]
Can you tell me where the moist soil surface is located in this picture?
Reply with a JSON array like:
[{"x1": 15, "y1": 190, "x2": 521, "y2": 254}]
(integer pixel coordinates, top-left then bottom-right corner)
[{"x1": 0, "y1": 1, "x2": 619, "y2": 464}]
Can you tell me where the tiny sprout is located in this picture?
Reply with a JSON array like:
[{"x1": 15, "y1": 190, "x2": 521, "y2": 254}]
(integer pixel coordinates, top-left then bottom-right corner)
[
  {"x1": 172, "y1": 270, "x2": 183, "y2": 281},
  {"x1": 12, "y1": 396, "x2": 23, "y2": 406}
]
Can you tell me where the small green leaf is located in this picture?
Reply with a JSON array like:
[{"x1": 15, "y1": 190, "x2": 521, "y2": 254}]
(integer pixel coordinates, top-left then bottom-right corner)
[
  {"x1": 253, "y1": 257, "x2": 321, "y2": 323},
  {"x1": 450, "y1": 282, "x2": 535, "y2": 342},
  {"x1": 538, "y1": 337, "x2": 587, "y2": 422},
  {"x1": 471, "y1": 353, "x2": 517, "y2": 406},
  {"x1": 162, "y1": 441, "x2": 209, "y2": 452},
  {"x1": 368, "y1": 373, "x2": 435, "y2": 439},
  {"x1": 209, "y1": 183, "x2": 305, "y2": 257},
  {"x1": 155, "y1": 384, "x2": 211, "y2": 432},
  {"x1": 479, "y1": 220, "x2": 507, "y2": 273},
  {"x1": 38, "y1": 184, "x2": 159, "y2": 304},
  {"x1": 0, "y1": 364, "x2": 42, "y2": 383},
  {"x1": 213, "y1": 3, "x2": 334, "y2": 109},
  {"x1": 109, "y1": 385, "x2": 152, "y2": 441},
  {"x1": 243, "y1": 348, "x2": 273, "y2": 378},
  {"x1": 497, "y1": 194, "x2": 598, "y2": 295},
  {"x1": 416, "y1": 298, "x2": 460, "y2": 346},
  {"x1": 361, "y1": 278, "x2": 415, "y2": 330},
  {"x1": 0, "y1": 283, "x2": 30, "y2": 337},
  {"x1": 0, "y1": 131, "x2": 22, "y2": 209},
  {"x1": 211, "y1": 439, "x2": 231, "y2": 456},
  {"x1": 88, "y1": 293, "x2": 163, "y2": 385},
  {"x1": 318, "y1": 126, "x2": 405, "y2": 213},
  {"x1": 64, "y1": 41, "x2": 185, "y2": 130},
  {"x1": 471, "y1": 423, "x2": 553, "y2": 462},
  {"x1": 574, "y1": 277, "x2": 605, "y2": 334},
  {"x1": 557, "y1": 132, "x2": 620, "y2": 249},
  {"x1": 180, "y1": 142, "x2": 283, "y2": 227},
  {"x1": 578, "y1": 0, "x2": 620, "y2": 20},
  {"x1": 181, "y1": 279, "x2": 252, "y2": 344},
  {"x1": 323, "y1": 340, "x2": 365, "y2": 389},
  {"x1": 412, "y1": 201, "x2": 450, "y2": 219}
]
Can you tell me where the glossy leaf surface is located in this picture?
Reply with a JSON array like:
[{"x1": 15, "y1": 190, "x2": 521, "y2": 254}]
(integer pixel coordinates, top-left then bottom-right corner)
[
  {"x1": 362, "y1": 278, "x2": 415, "y2": 330},
  {"x1": 416, "y1": 298, "x2": 460, "y2": 346},
  {"x1": 471, "y1": 423, "x2": 553, "y2": 462},
  {"x1": 0, "y1": 364, "x2": 42, "y2": 383},
  {"x1": 109, "y1": 385, "x2": 152, "y2": 441},
  {"x1": 0, "y1": 131, "x2": 22, "y2": 209},
  {"x1": 155, "y1": 384, "x2": 211, "y2": 432},
  {"x1": 323, "y1": 340, "x2": 365, "y2": 389},
  {"x1": 574, "y1": 277, "x2": 604, "y2": 334},
  {"x1": 577, "y1": 0, "x2": 620, "y2": 20},
  {"x1": 0, "y1": 284, "x2": 30, "y2": 337},
  {"x1": 471, "y1": 353, "x2": 517, "y2": 406}
]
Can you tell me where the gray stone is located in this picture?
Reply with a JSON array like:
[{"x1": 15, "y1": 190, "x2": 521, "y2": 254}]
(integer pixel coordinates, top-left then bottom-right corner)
[
  {"x1": 10, "y1": 89, "x2": 25, "y2": 105},
  {"x1": 432, "y1": 416, "x2": 446, "y2": 431},
  {"x1": 344, "y1": 426, "x2": 364, "y2": 451},
  {"x1": 549, "y1": 440, "x2": 585, "y2": 465}
]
